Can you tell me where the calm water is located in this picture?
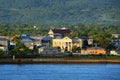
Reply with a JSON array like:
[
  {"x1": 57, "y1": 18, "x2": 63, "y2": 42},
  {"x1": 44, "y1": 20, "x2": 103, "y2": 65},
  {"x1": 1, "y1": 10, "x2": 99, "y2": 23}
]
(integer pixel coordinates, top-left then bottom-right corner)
[{"x1": 0, "y1": 64, "x2": 120, "y2": 80}]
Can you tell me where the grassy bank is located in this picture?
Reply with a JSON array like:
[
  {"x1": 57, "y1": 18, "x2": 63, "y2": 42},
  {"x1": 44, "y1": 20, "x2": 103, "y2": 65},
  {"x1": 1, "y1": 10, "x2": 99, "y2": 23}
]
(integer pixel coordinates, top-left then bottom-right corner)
[
  {"x1": 0, "y1": 55, "x2": 120, "y2": 64},
  {"x1": 1, "y1": 54, "x2": 120, "y2": 59},
  {"x1": 0, "y1": 58, "x2": 120, "y2": 64}
]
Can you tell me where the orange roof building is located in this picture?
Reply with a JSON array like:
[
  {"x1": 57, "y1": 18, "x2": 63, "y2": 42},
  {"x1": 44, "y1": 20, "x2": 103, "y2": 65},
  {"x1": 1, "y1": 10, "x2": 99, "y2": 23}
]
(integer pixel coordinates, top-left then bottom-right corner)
[{"x1": 81, "y1": 47, "x2": 106, "y2": 55}]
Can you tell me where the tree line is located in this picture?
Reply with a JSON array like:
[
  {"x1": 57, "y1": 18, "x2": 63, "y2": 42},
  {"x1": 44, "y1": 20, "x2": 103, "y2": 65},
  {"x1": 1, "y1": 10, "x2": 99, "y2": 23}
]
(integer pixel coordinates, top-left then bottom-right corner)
[{"x1": 0, "y1": 22, "x2": 120, "y2": 50}]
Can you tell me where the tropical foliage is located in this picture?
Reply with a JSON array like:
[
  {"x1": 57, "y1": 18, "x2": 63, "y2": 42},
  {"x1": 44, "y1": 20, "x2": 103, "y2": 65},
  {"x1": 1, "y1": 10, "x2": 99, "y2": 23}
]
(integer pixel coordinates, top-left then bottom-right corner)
[
  {"x1": 0, "y1": 0, "x2": 120, "y2": 25},
  {"x1": 9, "y1": 42, "x2": 32, "y2": 56}
]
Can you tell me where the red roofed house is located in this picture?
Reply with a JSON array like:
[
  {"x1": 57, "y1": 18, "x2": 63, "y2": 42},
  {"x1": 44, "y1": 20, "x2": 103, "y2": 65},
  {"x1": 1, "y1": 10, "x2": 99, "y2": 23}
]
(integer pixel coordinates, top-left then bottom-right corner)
[{"x1": 48, "y1": 28, "x2": 72, "y2": 38}]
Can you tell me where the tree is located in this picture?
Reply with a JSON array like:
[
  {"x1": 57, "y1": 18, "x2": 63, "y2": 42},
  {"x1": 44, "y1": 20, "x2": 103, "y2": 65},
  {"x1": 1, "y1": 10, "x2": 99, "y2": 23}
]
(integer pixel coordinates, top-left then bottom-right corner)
[
  {"x1": 9, "y1": 42, "x2": 32, "y2": 56},
  {"x1": 82, "y1": 39, "x2": 88, "y2": 49},
  {"x1": 72, "y1": 46, "x2": 81, "y2": 52},
  {"x1": 0, "y1": 49, "x2": 4, "y2": 56},
  {"x1": 94, "y1": 32, "x2": 111, "y2": 49}
]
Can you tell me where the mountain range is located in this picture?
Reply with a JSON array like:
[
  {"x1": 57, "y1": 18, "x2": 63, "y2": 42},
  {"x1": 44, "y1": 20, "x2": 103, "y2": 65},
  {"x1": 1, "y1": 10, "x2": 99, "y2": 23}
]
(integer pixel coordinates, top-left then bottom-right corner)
[{"x1": 0, "y1": 0, "x2": 120, "y2": 25}]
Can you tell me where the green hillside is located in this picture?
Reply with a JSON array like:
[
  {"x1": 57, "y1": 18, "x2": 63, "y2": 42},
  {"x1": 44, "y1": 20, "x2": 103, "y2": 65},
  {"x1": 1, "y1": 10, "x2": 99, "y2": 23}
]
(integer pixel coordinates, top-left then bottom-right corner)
[{"x1": 0, "y1": 0, "x2": 120, "y2": 25}]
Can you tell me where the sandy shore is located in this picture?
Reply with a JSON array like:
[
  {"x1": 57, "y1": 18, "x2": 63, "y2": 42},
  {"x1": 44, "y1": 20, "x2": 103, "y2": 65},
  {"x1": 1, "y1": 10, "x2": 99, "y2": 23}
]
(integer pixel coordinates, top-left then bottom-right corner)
[{"x1": 0, "y1": 58, "x2": 120, "y2": 64}]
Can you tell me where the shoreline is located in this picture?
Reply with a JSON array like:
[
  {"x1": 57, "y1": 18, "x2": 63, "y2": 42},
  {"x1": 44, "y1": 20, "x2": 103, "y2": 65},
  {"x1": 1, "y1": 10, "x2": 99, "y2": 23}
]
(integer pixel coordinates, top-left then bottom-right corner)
[{"x1": 0, "y1": 58, "x2": 120, "y2": 64}]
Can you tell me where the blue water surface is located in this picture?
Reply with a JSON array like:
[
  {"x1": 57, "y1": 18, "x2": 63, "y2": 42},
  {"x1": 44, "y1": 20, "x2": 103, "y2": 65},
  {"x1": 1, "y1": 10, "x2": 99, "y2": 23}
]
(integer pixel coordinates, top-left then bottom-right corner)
[{"x1": 0, "y1": 64, "x2": 120, "y2": 80}]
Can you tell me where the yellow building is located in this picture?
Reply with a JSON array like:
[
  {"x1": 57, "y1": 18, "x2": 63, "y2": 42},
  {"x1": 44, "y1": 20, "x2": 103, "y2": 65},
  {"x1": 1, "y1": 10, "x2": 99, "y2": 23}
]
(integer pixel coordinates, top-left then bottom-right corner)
[{"x1": 52, "y1": 37, "x2": 72, "y2": 52}]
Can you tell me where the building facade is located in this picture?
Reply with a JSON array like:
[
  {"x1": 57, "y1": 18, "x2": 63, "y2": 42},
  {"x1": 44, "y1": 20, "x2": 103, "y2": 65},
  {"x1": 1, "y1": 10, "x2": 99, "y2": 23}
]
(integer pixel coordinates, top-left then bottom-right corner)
[
  {"x1": 112, "y1": 34, "x2": 120, "y2": 38},
  {"x1": 81, "y1": 47, "x2": 106, "y2": 55},
  {"x1": 48, "y1": 28, "x2": 72, "y2": 38},
  {"x1": 72, "y1": 37, "x2": 83, "y2": 48},
  {"x1": 38, "y1": 47, "x2": 59, "y2": 54},
  {"x1": 0, "y1": 38, "x2": 10, "y2": 53},
  {"x1": 52, "y1": 37, "x2": 72, "y2": 52}
]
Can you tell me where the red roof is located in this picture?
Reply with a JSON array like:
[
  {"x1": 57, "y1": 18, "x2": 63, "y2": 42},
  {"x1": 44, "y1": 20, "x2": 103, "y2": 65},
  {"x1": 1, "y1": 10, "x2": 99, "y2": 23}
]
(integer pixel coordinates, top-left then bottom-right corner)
[{"x1": 52, "y1": 29, "x2": 72, "y2": 35}]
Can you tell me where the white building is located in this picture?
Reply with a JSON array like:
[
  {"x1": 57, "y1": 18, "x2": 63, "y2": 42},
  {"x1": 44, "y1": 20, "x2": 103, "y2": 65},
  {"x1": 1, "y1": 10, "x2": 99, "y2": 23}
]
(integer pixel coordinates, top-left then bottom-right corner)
[
  {"x1": 38, "y1": 46, "x2": 59, "y2": 54},
  {"x1": 110, "y1": 50, "x2": 120, "y2": 55},
  {"x1": 112, "y1": 34, "x2": 120, "y2": 38},
  {"x1": 72, "y1": 37, "x2": 83, "y2": 48}
]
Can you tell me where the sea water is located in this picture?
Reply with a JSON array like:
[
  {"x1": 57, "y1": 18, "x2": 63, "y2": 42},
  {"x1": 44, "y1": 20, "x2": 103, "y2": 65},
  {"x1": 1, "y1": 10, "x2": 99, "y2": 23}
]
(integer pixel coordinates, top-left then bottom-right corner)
[{"x1": 0, "y1": 64, "x2": 120, "y2": 80}]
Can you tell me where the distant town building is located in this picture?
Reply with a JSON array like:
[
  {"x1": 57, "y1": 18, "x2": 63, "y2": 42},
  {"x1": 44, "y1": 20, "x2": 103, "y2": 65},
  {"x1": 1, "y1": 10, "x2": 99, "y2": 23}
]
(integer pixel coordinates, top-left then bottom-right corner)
[
  {"x1": 52, "y1": 37, "x2": 72, "y2": 52},
  {"x1": 21, "y1": 35, "x2": 42, "y2": 50},
  {"x1": 30, "y1": 36, "x2": 43, "y2": 46},
  {"x1": 72, "y1": 37, "x2": 83, "y2": 48},
  {"x1": 20, "y1": 34, "x2": 30, "y2": 39},
  {"x1": 110, "y1": 50, "x2": 120, "y2": 55},
  {"x1": 48, "y1": 28, "x2": 72, "y2": 38},
  {"x1": 81, "y1": 46, "x2": 106, "y2": 55},
  {"x1": 87, "y1": 37, "x2": 94, "y2": 46},
  {"x1": 41, "y1": 37, "x2": 53, "y2": 46},
  {"x1": 0, "y1": 36, "x2": 13, "y2": 41},
  {"x1": 21, "y1": 39, "x2": 33, "y2": 50},
  {"x1": 38, "y1": 46, "x2": 59, "y2": 54},
  {"x1": 81, "y1": 36, "x2": 93, "y2": 46},
  {"x1": 0, "y1": 46, "x2": 6, "y2": 51},
  {"x1": 0, "y1": 38, "x2": 10, "y2": 53},
  {"x1": 0, "y1": 36, "x2": 10, "y2": 39},
  {"x1": 112, "y1": 34, "x2": 120, "y2": 38},
  {"x1": 112, "y1": 40, "x2": 120, "y2": 48}
]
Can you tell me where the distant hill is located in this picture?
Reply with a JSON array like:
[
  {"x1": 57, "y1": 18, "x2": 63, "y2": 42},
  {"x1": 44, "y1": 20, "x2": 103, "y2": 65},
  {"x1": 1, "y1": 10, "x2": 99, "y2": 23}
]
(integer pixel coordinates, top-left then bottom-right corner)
[{"x1": 0, "y1": 0, "x2": 120, "y2": 25}]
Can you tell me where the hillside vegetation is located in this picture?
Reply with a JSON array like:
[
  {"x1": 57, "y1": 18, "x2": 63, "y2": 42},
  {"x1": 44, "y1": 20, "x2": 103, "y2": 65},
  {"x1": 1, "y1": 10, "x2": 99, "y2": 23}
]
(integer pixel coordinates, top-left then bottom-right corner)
[{"x1": 0, "y1": 0, "x2": 120, "y2": 25}]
